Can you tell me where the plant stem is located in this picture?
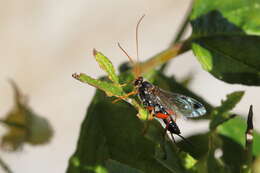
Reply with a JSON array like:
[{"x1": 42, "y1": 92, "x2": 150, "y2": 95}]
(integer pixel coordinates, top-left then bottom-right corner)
[
  {"x1": 139, "y1": 39, "x2": 191, "y2": 74},
  {"x1": 242, "y1": 105, "x2": 254, "y2": 173},
  {"x1": 0, "y1": 156, "x2": 13, "y2": 173}
]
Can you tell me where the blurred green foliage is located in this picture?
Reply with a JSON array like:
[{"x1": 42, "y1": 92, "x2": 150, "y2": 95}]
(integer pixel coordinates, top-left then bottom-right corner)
[{"x1": 0, "y1": 80, "x2": 53, "y2": 151}]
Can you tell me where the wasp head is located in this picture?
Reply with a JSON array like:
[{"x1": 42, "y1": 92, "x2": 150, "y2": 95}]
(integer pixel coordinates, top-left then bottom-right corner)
[
  {"x1": 134, "y1": 76, "x2": 143, "y2": 87},
  {"x1": 134, "y1": 76, "x2": 154, "y2": 93}
]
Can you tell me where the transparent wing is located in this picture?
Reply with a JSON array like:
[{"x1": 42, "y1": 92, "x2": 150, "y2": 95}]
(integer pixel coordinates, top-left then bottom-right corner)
[{"x1": 155, "y1": 88, "x2": 206, "y2": 118}]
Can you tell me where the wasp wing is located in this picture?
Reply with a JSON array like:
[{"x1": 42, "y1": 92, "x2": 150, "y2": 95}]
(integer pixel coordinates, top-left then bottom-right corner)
[{"x1": 155, "y1": 88, "x2": 206, "y2": 118}]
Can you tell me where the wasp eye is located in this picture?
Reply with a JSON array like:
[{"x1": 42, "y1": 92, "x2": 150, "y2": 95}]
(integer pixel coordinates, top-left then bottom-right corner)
[
  {"x1": 134, "y1": 79, "x2": 140, "y2": 86},
  {"x1": 134, "y1": 77, "x2": 143, "y2": 86}
]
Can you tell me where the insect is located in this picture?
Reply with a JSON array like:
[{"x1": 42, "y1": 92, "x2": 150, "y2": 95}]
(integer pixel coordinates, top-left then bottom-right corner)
[
  {"x1": 116, "y1": 15, "x2": 207, "y2": 143},
  {"x1": 133, "y1": 76, "x2": 206, "y2": 143}
]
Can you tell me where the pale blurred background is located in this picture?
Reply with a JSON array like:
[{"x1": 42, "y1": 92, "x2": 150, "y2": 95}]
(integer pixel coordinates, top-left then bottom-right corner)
[{"x1": 0, "y1": 0, "x2": 259, "y2": 172}]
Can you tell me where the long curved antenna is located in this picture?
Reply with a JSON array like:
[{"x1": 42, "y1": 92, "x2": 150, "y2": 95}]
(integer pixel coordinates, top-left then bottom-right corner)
[
  {"x1": 136, "y1": 14, "x2": 145, "y2": 64},
  {"x1": 117, "y1": 42, "x2": 135, "y2": 66},
  {"x1": 117, "y1": 15, "x2": 145, "y2": 78},
  {"x1": 117, "y1": 42, "x2": 139, "y2": 78},
  {"x1": 135, "y1": 14, "x2": 145, "y2": 76}
]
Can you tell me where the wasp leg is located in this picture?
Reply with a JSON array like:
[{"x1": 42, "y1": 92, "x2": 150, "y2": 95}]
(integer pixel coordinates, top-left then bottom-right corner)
[
  {"x1": 155, "y1": 113, "x2": 168, "y2": 119},
  {"x1": 161, "y1": 120, "x2": 170, "y2": 145},
  {"x1": 164, "y1": 119, "x2": 178, "y2": 146},
  {"x1": 112, "y1": 90, "x2": 138, "y2": 103},
  {"x1": 170, "y1": 133, "x2": 176, "y2": 144}
]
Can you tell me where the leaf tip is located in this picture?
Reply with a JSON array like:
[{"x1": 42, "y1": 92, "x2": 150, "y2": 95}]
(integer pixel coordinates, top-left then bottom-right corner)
[{"x1": 72, "y1": 73, "x2": 83, "y2": 81}]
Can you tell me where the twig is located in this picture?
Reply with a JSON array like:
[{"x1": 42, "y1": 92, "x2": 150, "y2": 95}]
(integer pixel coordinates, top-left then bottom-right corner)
[
  {"x1": 242, "y1": 105, "x2": 254, "y2": 173},
  {"x1": 139, "y1": 39, "x2": 191, "y2": 74}
]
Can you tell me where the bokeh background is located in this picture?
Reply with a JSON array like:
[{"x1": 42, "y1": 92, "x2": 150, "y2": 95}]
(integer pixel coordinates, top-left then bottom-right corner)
[{"x1": 0, "y1": 0, "x2": 259, "y2": 172}]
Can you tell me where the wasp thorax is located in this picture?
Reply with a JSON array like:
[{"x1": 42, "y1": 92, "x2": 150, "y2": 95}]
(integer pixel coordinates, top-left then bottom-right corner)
[{"x1": 142, "y1": 81, "x2": 153, "y2": 89}]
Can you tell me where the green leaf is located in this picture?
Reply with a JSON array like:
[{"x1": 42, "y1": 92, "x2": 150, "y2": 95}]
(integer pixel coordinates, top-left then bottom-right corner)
[
  {"x1": 207, "y1": 150, "x2": 227, "y2": 173},
  {"x1": 186, "y1": 134, "x2": 228, "y2": 173},
  {"x1": 217, "y1": 116, "x2": 260, "y2": 156},
  {"x1": 190, "y1": 0, "x2": 260, "y2": 85},
  {"x1": 105, "y1": 159, "x2": 143, "y2": 173},
  {"x1": 66, "y1": 90, "x2": 185, "y2": 173},
  {"x1": 220, "y1": 135, "x2": 245, "y2": 173},
  {"x1": 72, "y1": 73, "x2": 124, "y2": 97},
  {"x1": 179, "y1": 133, "x2": 246, "y2": 173},
  {"x1": 218, "y1": 117, "x2": 245, "y2": 145},
  {"x1": 178, "y1": 133, "x2": 209, "y2": 160},
  {"x1": 210, "y1": 91, "x2": 244, "y2": 129},
  {"x1": 217, "y1": 91, "x2": 244, "y2": 114},
  {"x1": 93, "y1": 49, "x2": 119, "y2": 84}
]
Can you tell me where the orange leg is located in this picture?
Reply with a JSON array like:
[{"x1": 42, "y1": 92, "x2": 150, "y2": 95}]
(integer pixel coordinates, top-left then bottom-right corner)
[{"x1": 112, "y1": 90, "x2": 138, "y2": 103}]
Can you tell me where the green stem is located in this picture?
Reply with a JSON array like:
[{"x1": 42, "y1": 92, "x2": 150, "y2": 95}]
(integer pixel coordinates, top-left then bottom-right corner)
[
  {"x1": 139, "y1": 39, "x2": 191, "y2": 74},
  {"x1": 0, "y1": 156, "x2": 13, "y2": 173}
]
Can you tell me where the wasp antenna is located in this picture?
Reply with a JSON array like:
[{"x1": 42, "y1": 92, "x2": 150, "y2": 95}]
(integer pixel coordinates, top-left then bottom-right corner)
[
  {"x1": 117, "y1": 42, "x2": 135, "y2": 65},
  {"x1": 135, "y1": 14, "x2": 145, "y2": 77},
  {"x1": 117, "y1": 15, "x2": 145, "y2": 78},
  {"x1": 118, "y1": 42, "x2": 139, "y2": 78},
  {"x1": 136, "y1": 14, "x2": 145, "y2": 64}
]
